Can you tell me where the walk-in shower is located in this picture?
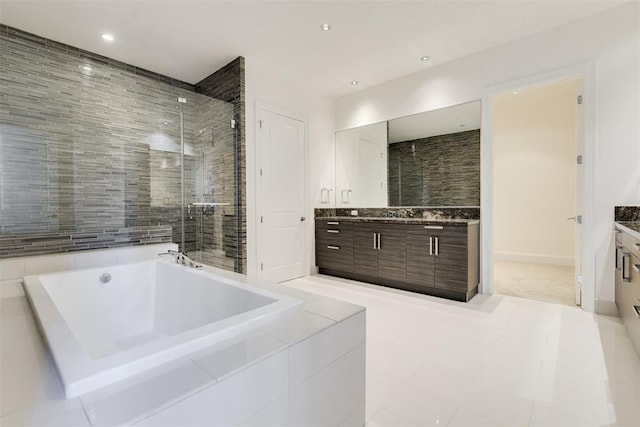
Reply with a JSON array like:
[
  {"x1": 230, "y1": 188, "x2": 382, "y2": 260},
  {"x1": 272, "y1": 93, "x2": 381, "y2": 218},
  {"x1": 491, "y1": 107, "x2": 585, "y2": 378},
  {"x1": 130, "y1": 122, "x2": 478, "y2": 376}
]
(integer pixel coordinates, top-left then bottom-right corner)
[
  {"x1": 174, "y1": 94, "x2": 239, "y2": 272},
  {"x1": 0, "y1": 25, "x2": 244, "y2": 274}
]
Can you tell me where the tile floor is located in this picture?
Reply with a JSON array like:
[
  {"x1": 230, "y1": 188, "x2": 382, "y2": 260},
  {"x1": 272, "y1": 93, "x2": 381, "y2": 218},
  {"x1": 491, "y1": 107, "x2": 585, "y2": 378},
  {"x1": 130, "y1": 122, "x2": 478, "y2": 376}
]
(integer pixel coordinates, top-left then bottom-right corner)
[
  {"x1": 283, "y1": 274, "x2": 640, "y2": 427},
  {"x1": 494, "y1": 261, "x2": 576, "y2": 307}
]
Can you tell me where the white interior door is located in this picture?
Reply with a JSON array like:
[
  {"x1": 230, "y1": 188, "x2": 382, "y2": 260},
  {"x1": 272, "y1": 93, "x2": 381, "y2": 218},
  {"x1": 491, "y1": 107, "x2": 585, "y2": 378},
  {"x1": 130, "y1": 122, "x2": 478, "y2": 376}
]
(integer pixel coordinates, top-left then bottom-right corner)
[{"x1": 258, "y1": 109, "x2": 306, "y2": 283}]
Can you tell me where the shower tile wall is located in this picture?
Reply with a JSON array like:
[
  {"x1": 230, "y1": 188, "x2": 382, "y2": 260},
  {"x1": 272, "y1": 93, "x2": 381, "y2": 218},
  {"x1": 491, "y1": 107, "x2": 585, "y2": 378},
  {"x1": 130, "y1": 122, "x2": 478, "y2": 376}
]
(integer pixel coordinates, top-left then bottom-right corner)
[
  {"x1": 195, "y1": 57, "x2": 246, "y2": 273},
  {"x1": 0, "y1": 25, "x2": 241, "y2": 271},
  {"x1": 388, "y1": 130, "x2": 480, "y2": 206},
  {"x1": 191, "y1": 95, "x2": 236, "y2": 271}
]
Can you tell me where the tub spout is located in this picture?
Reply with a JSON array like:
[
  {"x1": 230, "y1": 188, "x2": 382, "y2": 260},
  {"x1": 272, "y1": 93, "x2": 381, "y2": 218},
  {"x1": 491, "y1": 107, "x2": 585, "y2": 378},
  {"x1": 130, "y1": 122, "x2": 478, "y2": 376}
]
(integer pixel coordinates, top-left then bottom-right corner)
[{"x1": 158, "y1": 250, "x2": 203, "y2": 269}]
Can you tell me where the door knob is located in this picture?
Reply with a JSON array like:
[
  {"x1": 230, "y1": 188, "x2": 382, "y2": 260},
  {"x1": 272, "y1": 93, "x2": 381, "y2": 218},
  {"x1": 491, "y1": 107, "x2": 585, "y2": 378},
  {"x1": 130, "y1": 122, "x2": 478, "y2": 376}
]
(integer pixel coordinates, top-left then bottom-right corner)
[
  {"x1": 300, "y1": 216, "x2": 306, "y2": 222},
  {"x1": 567, "y1": 215, "x2": 582, "y2": 224}
]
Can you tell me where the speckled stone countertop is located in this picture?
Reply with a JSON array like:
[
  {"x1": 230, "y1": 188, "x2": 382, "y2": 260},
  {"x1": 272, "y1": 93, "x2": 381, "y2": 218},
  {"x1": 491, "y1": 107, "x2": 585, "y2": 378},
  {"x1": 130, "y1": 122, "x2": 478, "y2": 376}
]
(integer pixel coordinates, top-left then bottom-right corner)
[
  {"x1": 615, "y1": 221, "x2": 640, "y2": 240},
  {"x1": 614, "y1": 206, "x2": 640, "y2": 239},
  {"x1": 317, "y1": 216, "x2": 479, "y2": 225},
  {"x1": 315, "y1": 207, "x2": 480, "y2": 221}
]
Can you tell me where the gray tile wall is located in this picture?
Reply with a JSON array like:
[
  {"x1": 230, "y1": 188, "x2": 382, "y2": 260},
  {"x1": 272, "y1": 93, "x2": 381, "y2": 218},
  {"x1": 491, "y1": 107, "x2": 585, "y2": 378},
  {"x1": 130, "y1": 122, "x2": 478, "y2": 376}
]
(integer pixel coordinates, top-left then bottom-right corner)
[
  {"x1": 0, "y1": 25, "x2": 242, "y2": 269},
  {"x1": 195, "y1": 57, "x2": 246, "y2": 273},
  {"x1": 388, "y1": 130, "x2": 480, "y2": 207}
]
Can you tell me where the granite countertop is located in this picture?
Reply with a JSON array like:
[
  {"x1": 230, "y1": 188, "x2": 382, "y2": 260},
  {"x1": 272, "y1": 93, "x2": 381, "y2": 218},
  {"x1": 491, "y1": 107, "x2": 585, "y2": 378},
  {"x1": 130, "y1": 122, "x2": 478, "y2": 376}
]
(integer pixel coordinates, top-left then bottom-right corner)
[
  {"x1": 318, "y1": 216, "x2": 480, "y2": 225},
  {"x1": 615, "y1": 221, "x2": 640, "y2": 240}
]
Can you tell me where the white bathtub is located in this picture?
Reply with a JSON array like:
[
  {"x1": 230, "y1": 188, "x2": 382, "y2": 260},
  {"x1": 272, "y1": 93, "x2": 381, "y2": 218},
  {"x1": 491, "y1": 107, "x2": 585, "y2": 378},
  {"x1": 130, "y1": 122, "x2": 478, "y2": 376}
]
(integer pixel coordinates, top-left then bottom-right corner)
[{"x1": 23, "y1": 259, "x2": 301, "y2": 398}]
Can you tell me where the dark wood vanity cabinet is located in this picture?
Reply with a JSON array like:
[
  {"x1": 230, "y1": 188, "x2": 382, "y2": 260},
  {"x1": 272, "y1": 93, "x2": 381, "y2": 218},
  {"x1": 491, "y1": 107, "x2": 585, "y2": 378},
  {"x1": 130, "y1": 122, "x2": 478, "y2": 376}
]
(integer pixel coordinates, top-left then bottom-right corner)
[
  {"x1": 615, "y1": 226, "x2": 640, "y2": 355},
  {"x1": 406, "y1": 224, "x2": 472, "y2": 294},
  {"x1": 316, "y1": 218, "x2": 479, "y2": 302},
  {"x1": 353, "y1": 223, "x2": 406, "y2": 282},
  {"x1": 315, "y1": 220, "x2": 354, "y2": 272}
]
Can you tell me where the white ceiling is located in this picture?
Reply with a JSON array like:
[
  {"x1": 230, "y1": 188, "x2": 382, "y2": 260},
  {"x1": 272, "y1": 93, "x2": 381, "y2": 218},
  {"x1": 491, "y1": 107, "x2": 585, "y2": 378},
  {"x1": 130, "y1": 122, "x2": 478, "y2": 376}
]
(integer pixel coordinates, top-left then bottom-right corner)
[
  {"x1": 388, "y1": 100, "x2": 481, "y2": 143},
  {"x1": 0, "y1": 0, "x2": 627, "y2": 97}
]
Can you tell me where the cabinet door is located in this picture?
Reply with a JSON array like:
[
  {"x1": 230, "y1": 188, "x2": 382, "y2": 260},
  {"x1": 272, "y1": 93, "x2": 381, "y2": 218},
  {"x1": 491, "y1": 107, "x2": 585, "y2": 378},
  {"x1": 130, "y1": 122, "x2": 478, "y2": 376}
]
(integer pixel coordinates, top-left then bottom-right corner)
[
  {"x1": 378, "y1": 224, "x2": 406, "y2": 282},
  {"x1": 434, "y1": 226, "x2": 469, "y2": 292},
  {"x1": 353, "y1": 223, "x2": 379, "y2": 277},
  {"x1": 625, "y1": 251, "x2": 640, "y2": 355},
  {"x1": 406, "y1": 225, "x2": 435, "y2": 287},
  {"x1": 615, "y1": 243, "x2": 625, "y2": 320}
]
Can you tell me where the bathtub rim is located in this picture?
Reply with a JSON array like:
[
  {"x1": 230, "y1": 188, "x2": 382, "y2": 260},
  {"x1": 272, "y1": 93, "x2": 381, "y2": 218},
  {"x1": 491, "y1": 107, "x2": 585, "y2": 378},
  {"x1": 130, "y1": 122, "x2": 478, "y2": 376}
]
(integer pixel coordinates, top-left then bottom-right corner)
[{"x1": 23, "y1": 258, "x2": 302, "y2": 398}]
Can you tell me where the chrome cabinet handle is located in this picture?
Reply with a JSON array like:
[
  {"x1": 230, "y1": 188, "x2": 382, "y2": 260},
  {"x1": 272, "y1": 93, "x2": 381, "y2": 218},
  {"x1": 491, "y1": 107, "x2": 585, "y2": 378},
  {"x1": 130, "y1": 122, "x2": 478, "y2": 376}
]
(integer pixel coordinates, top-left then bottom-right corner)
[
  {"x1": 373, "y1": 233, "x2": 377, "y2": 249},
  {"x1": 377, "y1": 233, "x2": 381, "y2": 250},
  {"x1": 623, "y1": 252, "x2": 631, "y2": 282},
  {"x1": 429, "y1": 237, "x2": 433, "y2": 255},
  {"x1": 424, "y1": 225, "x2": 444, "y2": 230},
  {"x1": 327, "y1": 230, "x2": 339, "y2": 233},
  {"x1": 327, "y1": 221, "x2": 339, "y2": 225},
  {"x1": 435, "y1": 237, "x2": 439, "y2": 256},
  {"x1": 616, "y1": 245, "x2": 623, "y2": 270},
  {"x1": 327, "y1": 245, "x2": 340, "y2": 250}
]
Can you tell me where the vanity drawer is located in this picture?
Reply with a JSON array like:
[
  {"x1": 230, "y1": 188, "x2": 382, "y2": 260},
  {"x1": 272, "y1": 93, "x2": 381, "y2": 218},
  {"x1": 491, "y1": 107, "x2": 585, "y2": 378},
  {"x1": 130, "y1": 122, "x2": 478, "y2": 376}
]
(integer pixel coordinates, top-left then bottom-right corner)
[
  {"x1": 316, "y1": 220, "x2": 354, "y2": 237},
  {"x1": 316, "y1": 241, "x2": 354, "y2": 271}
]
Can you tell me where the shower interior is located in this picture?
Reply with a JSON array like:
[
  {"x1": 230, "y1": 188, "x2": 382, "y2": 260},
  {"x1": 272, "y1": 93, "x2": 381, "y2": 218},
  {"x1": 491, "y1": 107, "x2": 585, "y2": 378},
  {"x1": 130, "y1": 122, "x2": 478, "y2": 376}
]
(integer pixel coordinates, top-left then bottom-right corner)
[{"x1": 179, "y1": 93, "x2": 238, "y2": 272}]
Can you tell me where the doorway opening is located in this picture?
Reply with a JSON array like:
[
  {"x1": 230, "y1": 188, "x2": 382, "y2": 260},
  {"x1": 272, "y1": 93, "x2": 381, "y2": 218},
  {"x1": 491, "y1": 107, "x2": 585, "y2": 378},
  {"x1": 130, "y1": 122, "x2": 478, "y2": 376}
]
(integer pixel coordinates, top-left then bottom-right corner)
[{"x1": 492, "y1": 78, "x2": 583, "y2": 307}]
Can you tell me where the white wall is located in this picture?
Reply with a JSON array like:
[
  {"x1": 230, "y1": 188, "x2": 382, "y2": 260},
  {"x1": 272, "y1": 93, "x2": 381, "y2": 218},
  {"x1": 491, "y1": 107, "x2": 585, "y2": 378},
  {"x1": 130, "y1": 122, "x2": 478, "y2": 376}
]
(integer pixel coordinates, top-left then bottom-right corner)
[
  {"x1": 493, "y1": 79, "x2": 577, "y2": 266},
  {"x1": 334, "y1": 3, "x2": 640, "y2": 311},
  {"x1": 245, "y1": 59, "x2": 336, "y2": 277}
]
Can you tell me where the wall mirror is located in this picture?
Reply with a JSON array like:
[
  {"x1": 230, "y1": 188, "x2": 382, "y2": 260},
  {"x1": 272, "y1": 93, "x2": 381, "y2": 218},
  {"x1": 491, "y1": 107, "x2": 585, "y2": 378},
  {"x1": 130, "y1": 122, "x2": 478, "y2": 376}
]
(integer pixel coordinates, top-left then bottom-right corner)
[{"x1": 332, "y1": 100, "x2": 481, "y2": 208}]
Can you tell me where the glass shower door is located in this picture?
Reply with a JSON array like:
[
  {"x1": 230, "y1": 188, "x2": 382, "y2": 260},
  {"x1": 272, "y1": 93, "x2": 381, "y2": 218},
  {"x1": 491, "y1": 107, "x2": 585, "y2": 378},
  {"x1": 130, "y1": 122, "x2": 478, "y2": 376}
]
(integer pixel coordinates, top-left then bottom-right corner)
[{"x1": 186, "y1": 94, "x2": 238, "y2": 272}]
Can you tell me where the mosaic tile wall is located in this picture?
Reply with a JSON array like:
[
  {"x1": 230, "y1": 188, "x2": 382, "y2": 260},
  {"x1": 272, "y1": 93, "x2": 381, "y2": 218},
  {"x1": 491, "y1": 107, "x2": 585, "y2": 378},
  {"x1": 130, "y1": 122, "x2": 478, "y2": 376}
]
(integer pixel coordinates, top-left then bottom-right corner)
[
  {"x1": 195, "y1": 57, "x2": 246, "y2": 273},
  {"x1": 388, "y1": 130, "x2": 480, "y2": 207},
  {"x1": 0, "y1": 25, "x2": 242, "y2": 270}
]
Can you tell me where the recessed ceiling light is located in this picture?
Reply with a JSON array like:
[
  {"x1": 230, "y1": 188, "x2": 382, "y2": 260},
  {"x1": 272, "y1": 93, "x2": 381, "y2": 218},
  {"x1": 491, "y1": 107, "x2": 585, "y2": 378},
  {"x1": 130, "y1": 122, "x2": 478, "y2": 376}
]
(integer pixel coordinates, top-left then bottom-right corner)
[
  {"x1": 320, "y1": 24, "x2": 331, "y2": 31},
  {"x1": 351, "y1": 81, "x2": 358, "y2": 85},
  {"x1": 163, "y1": 121, "x2": 169, "y2": 126},
  {"x1": 101, "y1": 33, "x2": 114, "y2": 42},
  {"x1": 512, "y1": 91, "x2": 519, "y2": 95},
  {"x1": 421, "y1": 56, "x2": 430, "y2": 61},
  {"x1": 80, "y1": 65, "x2": 92, "y2": 71}
]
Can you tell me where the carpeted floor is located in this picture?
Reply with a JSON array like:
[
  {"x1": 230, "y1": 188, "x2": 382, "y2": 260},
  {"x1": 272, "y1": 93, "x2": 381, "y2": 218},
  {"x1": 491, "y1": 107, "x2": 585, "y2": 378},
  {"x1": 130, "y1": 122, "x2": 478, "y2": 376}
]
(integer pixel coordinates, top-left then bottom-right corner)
[{"x1": 493, "y1": 260, "x2": 577, "y2": 307}]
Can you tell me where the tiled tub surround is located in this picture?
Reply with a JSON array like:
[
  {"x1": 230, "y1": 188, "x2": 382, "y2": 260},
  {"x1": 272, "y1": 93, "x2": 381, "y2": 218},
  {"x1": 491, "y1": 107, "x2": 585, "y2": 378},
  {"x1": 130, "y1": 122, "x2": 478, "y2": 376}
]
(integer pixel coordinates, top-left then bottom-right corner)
[
  {"x1": 0, "y1": 25, "x2": 245, "y2": 272},
  {"x1": 24, "y1": 260, "x2": 301, "y2": 397},
  {"x1": 315, "y1": 207, "x2": 480, "y2": 220},
  {"x1": 0, "y1": 246, "x2": 366, "y2": 426},
  {"x1": 388, "y1": 130, "x2": 480, "y2": 207},
  {"x1": 0, "y1": 226, "x2": 173, "y2": 258}
]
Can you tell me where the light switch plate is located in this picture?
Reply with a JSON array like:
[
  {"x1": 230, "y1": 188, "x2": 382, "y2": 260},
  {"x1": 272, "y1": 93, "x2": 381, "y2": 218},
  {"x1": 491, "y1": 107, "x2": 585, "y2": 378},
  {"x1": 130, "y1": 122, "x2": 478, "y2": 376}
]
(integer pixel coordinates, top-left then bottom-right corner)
[{"x1": 350, "y1": 210, "x2": 358, "y2": 216}]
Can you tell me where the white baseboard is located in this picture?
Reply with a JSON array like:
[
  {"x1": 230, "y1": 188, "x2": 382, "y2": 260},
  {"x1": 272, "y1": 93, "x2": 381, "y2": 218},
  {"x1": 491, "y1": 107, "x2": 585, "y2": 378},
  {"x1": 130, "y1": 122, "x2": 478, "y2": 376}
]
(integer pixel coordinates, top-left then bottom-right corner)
[
  {"x1": 595, "y1": 300, "x2": 619, "y2": 316},
  {"x1": 494, "y1": 251, "x2": 575, "y2": 267}
]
